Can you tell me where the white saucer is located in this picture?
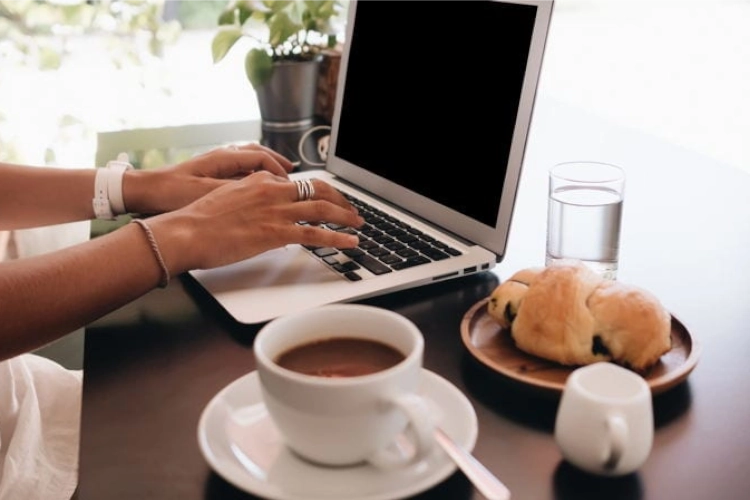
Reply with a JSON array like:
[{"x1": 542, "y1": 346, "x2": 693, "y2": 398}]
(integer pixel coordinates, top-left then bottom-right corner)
[{"x1": 197, "y1": 369, "x2": 478, "y2": 500}]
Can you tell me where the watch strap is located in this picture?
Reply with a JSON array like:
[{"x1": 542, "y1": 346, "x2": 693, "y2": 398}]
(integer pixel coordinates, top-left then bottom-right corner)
[{"x1": 92, "y1": 153, "x2": 134, "y2": 220}]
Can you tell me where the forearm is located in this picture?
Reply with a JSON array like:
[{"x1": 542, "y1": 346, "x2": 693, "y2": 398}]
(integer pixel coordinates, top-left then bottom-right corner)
[
  {"x1": 0, "y1": 222, "x2": 165, "y2": 361},
  {"x1": 0, "y1": 163, "x2": 95, "y2": 229},
  {"x1": 0, "y1": 143, "x2": 293, "y2": 229},
  {"x1": 0, "y1": 162, "x2": 180, "y2": 228}
]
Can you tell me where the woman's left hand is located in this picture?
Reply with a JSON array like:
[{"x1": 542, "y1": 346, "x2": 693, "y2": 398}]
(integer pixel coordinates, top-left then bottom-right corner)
[{"x1": 123, "y1": 142, "x2": 295, "y2": 214}]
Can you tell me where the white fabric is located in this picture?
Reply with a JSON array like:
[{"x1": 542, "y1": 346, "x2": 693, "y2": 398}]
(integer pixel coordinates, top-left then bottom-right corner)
[{"x1": 0, "y1": 354, "x2": 81, "y2": 500}]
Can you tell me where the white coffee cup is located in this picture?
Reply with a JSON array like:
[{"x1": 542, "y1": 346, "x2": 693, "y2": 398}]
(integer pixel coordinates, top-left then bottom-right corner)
[
  {"x1": 554, "y1": 362, "x2": 653, "y2": 476},
  {"x1": 253, "y1": 304, "x2": 436, "y2": 468}
]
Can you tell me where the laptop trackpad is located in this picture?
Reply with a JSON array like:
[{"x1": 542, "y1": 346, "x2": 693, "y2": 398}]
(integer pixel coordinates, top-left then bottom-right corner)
[
  {"x1": 192, "y1": 246, "x2": 339, "y2": 291},
  {"x1": 189, "y1": 246, "x2": 346, "y2": 324}
]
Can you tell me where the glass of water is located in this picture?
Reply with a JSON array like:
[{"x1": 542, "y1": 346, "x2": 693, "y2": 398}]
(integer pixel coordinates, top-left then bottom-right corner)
[{"x1": 546, "y1": 161, "x2": 625, "y2": 280}]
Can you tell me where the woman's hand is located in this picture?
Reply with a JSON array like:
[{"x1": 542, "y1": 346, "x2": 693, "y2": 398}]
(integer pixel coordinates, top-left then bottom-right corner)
[
  {"x1": 148, "y1": 171, "x2": 364, "y2": 273},
  {"x1": 123, "y1": 142, "x2": 295, "y2": 215}
]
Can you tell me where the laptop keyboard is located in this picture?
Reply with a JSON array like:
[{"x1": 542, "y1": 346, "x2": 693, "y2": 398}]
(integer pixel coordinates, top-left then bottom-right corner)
[{"x1": 301, "y1": 193, "x2": 462, "y2": 282}]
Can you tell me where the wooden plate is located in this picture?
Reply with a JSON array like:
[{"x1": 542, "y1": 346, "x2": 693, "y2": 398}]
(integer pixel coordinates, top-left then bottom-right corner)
[{"x1": 460, "y1": 297, "x2": 701, "y2": 397}]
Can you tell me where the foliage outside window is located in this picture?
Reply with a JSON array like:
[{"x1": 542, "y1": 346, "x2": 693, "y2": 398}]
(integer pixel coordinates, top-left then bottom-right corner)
[
  {"x1": 0, "y1": 0, "x2": 233, "y2": 169},
  {"x1": 0, "y1": 0, "x2": 182, "y2": 69}
]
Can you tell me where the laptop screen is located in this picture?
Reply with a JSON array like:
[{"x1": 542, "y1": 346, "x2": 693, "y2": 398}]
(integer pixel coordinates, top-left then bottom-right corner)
[{"x1": 328, "y1": 0, "x2": 553, "y2": 257}]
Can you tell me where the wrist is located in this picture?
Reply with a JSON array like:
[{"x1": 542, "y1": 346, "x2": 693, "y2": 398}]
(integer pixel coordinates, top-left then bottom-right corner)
[
  {"x1": 142, "y1": 212, "x2": 196, "y2": 277},
  {"x1": 131, "y1": 218, "x2": 170, "y2": 288},
  {"x1": 121, "y1": 168, "x2": 167, "y2": 216}
]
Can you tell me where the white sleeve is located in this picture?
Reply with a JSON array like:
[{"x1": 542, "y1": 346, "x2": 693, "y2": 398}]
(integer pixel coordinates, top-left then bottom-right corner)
[{"x1": 0, "y1": 353, "x2": 81, "y2": 500}]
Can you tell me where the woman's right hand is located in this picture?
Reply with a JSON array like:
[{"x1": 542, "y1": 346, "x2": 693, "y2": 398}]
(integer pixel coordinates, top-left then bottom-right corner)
[{"x1": 147, "y1": 171, "x2": 364, "y2": 274}]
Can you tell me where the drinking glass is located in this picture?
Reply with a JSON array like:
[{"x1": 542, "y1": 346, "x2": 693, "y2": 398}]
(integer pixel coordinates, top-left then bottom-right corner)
[{"x1": 546, "y1": 161, "x2": 625, "y2": 280}]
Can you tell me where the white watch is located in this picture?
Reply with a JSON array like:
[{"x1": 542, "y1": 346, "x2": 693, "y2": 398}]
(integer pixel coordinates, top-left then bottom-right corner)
[
  {"x1": 106, "y1": 157, "x2": 133, "y2": 215},
  {"x1": 92, "y1": 153, "x2": 134, "y2": 220}
]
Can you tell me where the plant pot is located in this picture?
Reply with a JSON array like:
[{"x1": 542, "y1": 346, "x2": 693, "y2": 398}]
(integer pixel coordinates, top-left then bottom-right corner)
[{"x1": 255, "y1": 58, "x2": 321, "y2": 131}]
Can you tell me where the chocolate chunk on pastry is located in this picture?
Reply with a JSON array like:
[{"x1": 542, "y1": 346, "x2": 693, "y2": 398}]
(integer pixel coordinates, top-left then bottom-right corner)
[
  {"x1": 487, "y1": 267, "x2": 543, "y2": 329},
  {"x1": 487, "y1": 261, "x2": 672, "y2": 372},
  {"x1": 587, "y1": 279, "x2": 672, "y2": 372}
]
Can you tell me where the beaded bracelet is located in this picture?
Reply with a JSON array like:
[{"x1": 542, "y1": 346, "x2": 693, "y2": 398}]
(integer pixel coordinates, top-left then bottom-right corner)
[{"x1": 131, "y1": 219, "x2": 170, "y2": 288}]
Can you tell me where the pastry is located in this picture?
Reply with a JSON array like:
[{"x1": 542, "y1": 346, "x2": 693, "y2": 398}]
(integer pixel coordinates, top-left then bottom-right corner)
[{"x1": 487, "y1": 261, "x2": 672, "y2": 372}]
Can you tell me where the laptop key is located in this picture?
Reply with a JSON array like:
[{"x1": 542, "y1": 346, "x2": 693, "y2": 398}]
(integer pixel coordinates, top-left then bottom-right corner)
[
  {"x1": 359, "y1": 240, "x2": 379, "y2": 251},
  {"x1": 384, "y1": 241, "x2": 406, "y2": 252},
  {"x1": 313, "y1": 247, "x2": 339, "y2": 258},
  {"x1": 352, "y1": 254, "x2": 392, "y2": 275},
  {"x1": 420, "y1": 247, "x2": 451, "y2": 261},
  {"x1": 395, "y1": 233, "x2": 418, "y2": 244},
  {"x1": 391, "y1": 256, "x2": 431, "y2": 270},
  {"x1": 380, "y1": 254, "x2": 404, "y2": 266},
  {"x1": 341, "y1": 247, "x2": 365, "y2": 258},
  {"x1": 368, "y1": 247, "x2": 390, "y2": 258},
  {"x1": 396, "y1": 248, "x2": 419, "y2": 258},
  {"x1": 343, "y1": 271, "x2": 363, "y2": 281}
]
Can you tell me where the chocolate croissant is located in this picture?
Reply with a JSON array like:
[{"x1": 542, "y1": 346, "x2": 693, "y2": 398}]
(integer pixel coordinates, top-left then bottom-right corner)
[{"x1": 487, "y1": 261, "x2": 672, "y2": 372}]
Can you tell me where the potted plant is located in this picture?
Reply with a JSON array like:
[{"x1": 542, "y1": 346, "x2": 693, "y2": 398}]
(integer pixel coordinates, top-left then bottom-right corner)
[{"x1": 211, "y1": 0, "x2": 345, "y2": 129}]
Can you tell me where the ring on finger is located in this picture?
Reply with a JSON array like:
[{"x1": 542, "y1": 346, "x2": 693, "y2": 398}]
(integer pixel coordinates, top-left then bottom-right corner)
[{"x1": 293, "y1": 179, "x2": 315, "y2": 202}]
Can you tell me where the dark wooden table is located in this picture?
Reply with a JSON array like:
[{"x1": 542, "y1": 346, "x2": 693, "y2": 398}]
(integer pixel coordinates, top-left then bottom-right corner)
[{"x1": 78, "y1": 97, "x2": 750, "y2": 500}]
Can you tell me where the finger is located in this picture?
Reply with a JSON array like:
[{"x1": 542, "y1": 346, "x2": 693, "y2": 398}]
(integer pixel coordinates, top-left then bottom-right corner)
[
  {"x1": 288, "y1": 200, "x2": 365, "y2": 229},
  {"x1": 291, "y1": 179, "x2": 358, "y2": 213},
  {"x1": 292, "y1": 223, "x2": 360, "y2": 249},
  {"x1": 211, "y1": 145, "x2": 293, "y2": 179},
  {"x1": 235, "y1": 143, "x2": 294, "y2": 176},
  {"x1": 241, "y1": 143, "x2": 295, "y2": 172},
  {"x1": 309, "y1": 179, "x2": 352, "y2": 208},
  {"x1": 238, "y1": 152, "x2": 291, "y2": 178}
]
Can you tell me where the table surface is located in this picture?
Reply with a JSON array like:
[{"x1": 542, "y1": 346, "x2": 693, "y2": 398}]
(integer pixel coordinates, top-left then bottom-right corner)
[{"x1": 78, "y1": 96, "x2": 750, "y2": 500}]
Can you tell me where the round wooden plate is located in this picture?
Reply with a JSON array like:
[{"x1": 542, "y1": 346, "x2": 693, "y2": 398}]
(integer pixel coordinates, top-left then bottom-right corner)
[{"x1": 460, "y1": 297, "x2": 701, "y2": 397}]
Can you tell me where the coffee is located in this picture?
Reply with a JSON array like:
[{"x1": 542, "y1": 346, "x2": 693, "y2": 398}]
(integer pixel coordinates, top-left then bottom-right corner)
[{"x1": 275, "y1": 337, "x2": 405, "y2": 378}]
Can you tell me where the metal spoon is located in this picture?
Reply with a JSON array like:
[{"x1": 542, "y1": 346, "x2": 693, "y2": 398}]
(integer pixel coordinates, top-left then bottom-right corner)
[{"x1": 435, "y1": 427, "x2": 512, "y2": 500}]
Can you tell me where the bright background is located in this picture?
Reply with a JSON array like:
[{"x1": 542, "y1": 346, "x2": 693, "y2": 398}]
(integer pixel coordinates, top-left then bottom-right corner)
[{"x1": 1, "y1": 0, "x2": 747, "y2": 173}]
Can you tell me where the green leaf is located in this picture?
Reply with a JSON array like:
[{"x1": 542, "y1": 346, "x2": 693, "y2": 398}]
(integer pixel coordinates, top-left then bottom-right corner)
[
  {"x1": 304, "y1": 1, "x2": 340, "y2": 31},
  {"x1": 305, "y1": 1, "x2": 335, "y2": 21},
  {"x1": 237, "y1": 1, "x2": 254, "y2": 26},
  {"x1": 265, "y1": 1, "x2": 293, "y2": 15},
  {"x1": 211, "y1": 27, "x2": 243, "y2": 63},
  {"x1": 218, "y1": 1, "x2": 255, "y2": 26},
  {"x1": 217, "y1": 8, "x2": 235, "y2": 26},
  {"x1": 245, "y1": 48, "x2": 273, "y2": 88},
  {"x1": 268, "y1": 11, "x2": 301, "y2": 48}
]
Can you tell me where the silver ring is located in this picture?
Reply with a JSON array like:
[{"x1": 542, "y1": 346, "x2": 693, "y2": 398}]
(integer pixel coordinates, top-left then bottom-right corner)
[{"x1": 294, "y1": 179, "x2": 315, "y2": 202}]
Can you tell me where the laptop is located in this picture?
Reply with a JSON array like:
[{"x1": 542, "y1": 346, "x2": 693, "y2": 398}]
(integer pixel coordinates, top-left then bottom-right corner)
[{"x1": 189, "y1": 0, "x2": 554, "y2": 325}]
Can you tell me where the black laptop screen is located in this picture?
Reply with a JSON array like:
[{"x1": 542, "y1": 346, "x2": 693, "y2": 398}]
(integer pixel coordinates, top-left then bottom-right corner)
[{"x1": 334, "y1": 1, "x2": 538, "y2": 228}]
